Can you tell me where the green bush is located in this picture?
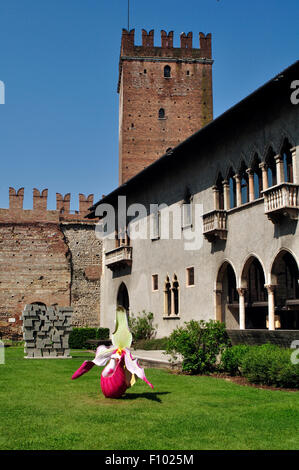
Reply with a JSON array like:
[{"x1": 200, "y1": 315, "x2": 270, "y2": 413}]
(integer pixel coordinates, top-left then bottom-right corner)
[
  {"x1": 220, "y1": 345, "x2": 251, "y2": 375},
  {"x1": 128, "y1": 311, "x2": 157, "y2": 342},
  {"x1": 166, "y1": 320, "x2": 230, "y2": 374},
  {"x1": 69, "y1": 327, "x2": 110, "y2": 349},
  {"x1": 241, "y1": 343, "x2": 299, "y2": 388},
  {"x1": 96, "y1": 327, "x2": 110, "y2": 340}
]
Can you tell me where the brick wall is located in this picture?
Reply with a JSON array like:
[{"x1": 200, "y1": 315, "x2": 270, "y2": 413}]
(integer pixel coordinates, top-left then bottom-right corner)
[
  {"x1": 118, "y1": 29, "x2": 213, "y2": 184},
  {"x1": 61, "y1": 224, "x2": 102, "y2": 327},
  {"x1": 0, "y1": 188, "x2": 102, "y2": 338},
  {"x1": 0, "y1": 222, "x2": 71, "y2": 337}
]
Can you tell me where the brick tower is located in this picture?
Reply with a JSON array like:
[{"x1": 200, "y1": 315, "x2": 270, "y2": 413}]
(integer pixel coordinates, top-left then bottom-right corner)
[{"x1": 118, "y1": 29, "x2": 213, "y2": 184}]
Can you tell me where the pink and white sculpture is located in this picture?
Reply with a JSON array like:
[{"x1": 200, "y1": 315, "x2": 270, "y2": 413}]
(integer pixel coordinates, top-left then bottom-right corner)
[{"x1": 71, "y1": 307, "x2": 153, "y2": 398}]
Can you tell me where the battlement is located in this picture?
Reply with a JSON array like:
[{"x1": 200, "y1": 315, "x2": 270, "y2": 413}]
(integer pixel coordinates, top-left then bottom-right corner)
[
  {"x1": 0, "y1": 188, "x2": 97, "y2": 224},
  {"x1": 120, "y1": 29, "x2": 212, "y2": 59}
]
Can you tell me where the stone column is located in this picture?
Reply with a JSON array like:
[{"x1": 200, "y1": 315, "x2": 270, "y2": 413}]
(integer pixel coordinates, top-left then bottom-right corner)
[
  {"x1": 222, "y1": 179, "x2": 230, "y2": 210},
  {"x1": 290, "y1": 146, "x2": 298, "y2": 184},
  {"x1": 237, "y1": 288, "x2": 247, "y2": 330},
  {"x1": 246, "y1": 168, "x2": 255, "y2": 202},
  {"x1": 212, "y1": 185, "x2": 220, "y2": 210},
  {"x1": 275, "y1": 154, "x2": 284, "y2": 184},
  {"x1": 259, "y1": 162, "x2": 269, "y2": 190},
  {"x1": 234, "y1": 174, "x2": 242, "y2": 207},
  {"x1": 265, "y1": 284, "x2": 276, "y2": 331}
]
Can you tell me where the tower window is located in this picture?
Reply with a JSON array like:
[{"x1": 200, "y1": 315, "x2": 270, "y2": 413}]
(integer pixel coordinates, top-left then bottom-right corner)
[
  {"x1": 164, "y1": 65, "x2": 171, "y2": 78},
  {"x1": 186, "y1": 70, "x2": 190, "y2": 76},
  {"x1": 158, "y1": 108, "x2": 165, "y2": 119}
]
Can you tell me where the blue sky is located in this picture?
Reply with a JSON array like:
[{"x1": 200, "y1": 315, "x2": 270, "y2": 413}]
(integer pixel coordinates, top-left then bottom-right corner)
[{"x1": 0, "y1": 0, "x2": 298, "y2": 210}]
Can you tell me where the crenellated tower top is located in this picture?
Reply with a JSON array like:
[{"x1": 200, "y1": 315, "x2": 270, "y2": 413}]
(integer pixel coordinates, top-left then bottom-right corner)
[
  {"x1": 120, "y1": 29, "x2": 211, "y2": 57},
  {"x1": 0, "y1": 188, "x2": 98, "y2": 224}
]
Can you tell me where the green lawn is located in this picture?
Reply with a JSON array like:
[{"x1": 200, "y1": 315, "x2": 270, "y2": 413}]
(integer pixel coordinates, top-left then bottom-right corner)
[{"x1": 1, "y1": 347, "x2": 299, "y2": 450}]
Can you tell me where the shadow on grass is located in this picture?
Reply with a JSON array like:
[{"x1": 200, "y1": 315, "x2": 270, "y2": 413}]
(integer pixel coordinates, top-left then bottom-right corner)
[{"x1": 122, "y1": 391, "x2": 170, "y2": 403}]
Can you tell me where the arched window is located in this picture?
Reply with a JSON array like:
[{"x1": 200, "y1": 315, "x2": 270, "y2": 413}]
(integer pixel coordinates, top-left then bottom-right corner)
[
  {"x1": 271, "y1": 251, "x2": 299, "y2": 329},
  {"x1": 247, "y1": 259, "x2": 267, "y2": 303},
  {"x1": 164, "y1": 65, "x2": 171, "y2": 78},
  {"x1": 227, "y1": 167, "x2": 236, "y2": 209},
  {"x1": 172, "y1": 275, "x2": 179, "y2": 315},
  {"x1": 239, "y1": 161, "x2": 249, "y2": 204},
  {"x1": 266, "y1": 147, "x2": 277, "y2": 187},
  {"x1": 251, "y1": 154, "x2": 262, "y2": 199},
  {"x1": 281, "y1": 139, "x2": 293, "y2": 183},
  {"x1": 158, "y1": 108, "x2": 165, "y2": 119},
  {"x1": 164, "y1": 276, "x2": 171, "y2": 316},
  {"x1": 215, "y1": 173, "x2": 224, "y2": 210}
]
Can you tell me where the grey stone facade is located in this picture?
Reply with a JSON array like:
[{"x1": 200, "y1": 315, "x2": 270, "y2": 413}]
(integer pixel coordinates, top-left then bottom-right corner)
[{"x1": 22, "y1": 304, "x2": 73, "y2": 358}]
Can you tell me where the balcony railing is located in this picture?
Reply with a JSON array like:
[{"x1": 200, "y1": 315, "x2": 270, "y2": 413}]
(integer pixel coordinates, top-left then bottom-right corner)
[
  {"x1": 202, "y1": 209, "x2": 227, "y2": 242},
  {"x1": 262, "y1": 183, "x2": 299, "y2": 223},
  {"x1": 105, "y1": 245, "x2": 132, "y2": 271}
]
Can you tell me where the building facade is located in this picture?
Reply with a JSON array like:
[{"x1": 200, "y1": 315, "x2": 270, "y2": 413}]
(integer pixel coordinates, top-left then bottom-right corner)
[
  {"x1": 90, "y1": 61, "x2": 299, "y2": 338},
  {"x1": 118, "y1": 29, "x2": 213, "y2": 184}
]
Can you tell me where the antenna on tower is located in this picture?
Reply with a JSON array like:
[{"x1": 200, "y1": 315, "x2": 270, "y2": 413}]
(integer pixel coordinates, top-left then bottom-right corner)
[{"x1": 128, "y1": 0, "x2": 130, "y2": 31}]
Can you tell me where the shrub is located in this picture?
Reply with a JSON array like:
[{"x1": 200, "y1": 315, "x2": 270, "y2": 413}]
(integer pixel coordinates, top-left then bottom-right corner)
[
  {"x1": 96, "y1": 327, "x2": 110, "y2": 340},
  {"x1": 241, "y1": 343, "x2": 299, "y2": 388},
  {"x1": 128, "y1": 311, "x2": 157, "y2": 342},
  {"x1": 220, "y1": 345, "x2": 251, "y2": 375},
  {"x1": 166, "y1": 320, "x2": 230, "y2": 374},
  {"x1": 69, "y1": 327, "x2": 110, "y2": 349}
]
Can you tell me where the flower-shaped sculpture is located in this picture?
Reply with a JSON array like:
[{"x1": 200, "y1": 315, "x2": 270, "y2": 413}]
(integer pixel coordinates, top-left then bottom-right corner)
[{"x1": 71, "y1": 307, "x2": 153, "y2": 398}]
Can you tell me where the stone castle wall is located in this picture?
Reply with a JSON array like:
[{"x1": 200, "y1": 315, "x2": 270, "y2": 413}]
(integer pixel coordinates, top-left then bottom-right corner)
[
  {"x1": 0, "y1": 188, "x2": 102, "y2": 339},
  {"x1": 61, "y1": 224, "x2": 102, "y2": 327}
]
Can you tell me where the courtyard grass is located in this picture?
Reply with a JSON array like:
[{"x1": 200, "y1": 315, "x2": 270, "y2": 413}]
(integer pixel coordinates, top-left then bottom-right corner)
[{"x1": 0, "y1": 347, "x2": 299, "y2": 450}]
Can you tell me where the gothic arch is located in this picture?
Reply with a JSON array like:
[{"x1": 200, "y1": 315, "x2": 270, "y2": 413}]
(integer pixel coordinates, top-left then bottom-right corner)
[
  {"x1": 164, "y1": 275, "x2": 171, "y2": 316},
  {"x1": 240, "y1": 255, "x2": 268, "y2": 329},
  {"x1": 270, "y1": 248, "x2": 299, "y2": 285},
  {"x1": 270, "y1": 249, "x2": 299, "y2": 329},
  {"x1": 277, "y1": 130, "x2": 296, "y2": 152},
  {"x1": 215, "y1": 260, "x2": 238, "y2": 326},
  {"x1": 248, "y1": 144, "x2": 262, "y2": 167},
  {"x1": 236, "y1": 153, "x2": 249, "y2": 173},
  {"x1": 240, "y1": 253, "x2": 266, "y2": 289},
  {"x1": 172, "y1": 274, "x2": 180, "y2": 315},
  {"x1": 224, "y1": 162, "x2": 236, "y2": 180},
  {"x1": 215, "y1": 259, "x2": 237, "y2": 290},
  {"x1": 262, "y1": 141, "x2": 277, "y2": 161}
]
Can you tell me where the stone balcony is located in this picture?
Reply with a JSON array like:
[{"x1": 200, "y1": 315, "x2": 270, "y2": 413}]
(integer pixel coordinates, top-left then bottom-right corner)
[
  {"x1": 262, "y1": 183, "x2": 299, "y2": 223},
  {"x1": 202, "y1": 209, "x2": 227, "y2": 242},
  {"x1": 105, "y1": 245, "x2": 132, "y2": 271}
]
